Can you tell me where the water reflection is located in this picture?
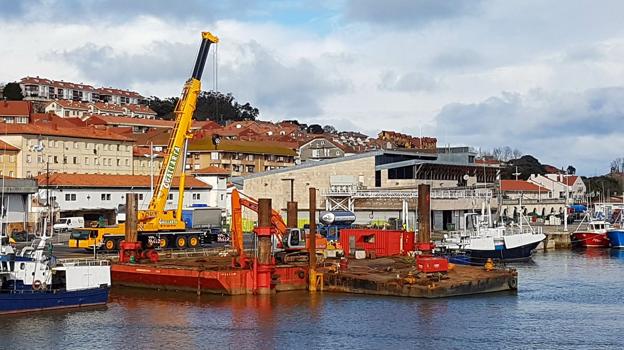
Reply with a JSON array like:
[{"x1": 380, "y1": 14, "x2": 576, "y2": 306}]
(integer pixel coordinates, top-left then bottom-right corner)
[
  {"x1": 1, "y1": 250, "x2": 623, "y2": 349},
  {"x1": 610, "y1": 248, "x2": 624, "y2": 259}
]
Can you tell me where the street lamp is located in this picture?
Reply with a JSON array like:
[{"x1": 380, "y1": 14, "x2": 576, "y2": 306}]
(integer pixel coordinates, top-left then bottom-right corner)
[{"x1": 143, "y1": 142, "x2": 157, "y2": 194}]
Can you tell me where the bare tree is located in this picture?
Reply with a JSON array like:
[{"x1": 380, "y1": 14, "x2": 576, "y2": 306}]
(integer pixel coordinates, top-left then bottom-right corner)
[
  {"x1": 502, "y1": 146, "x2": 513, "y2": 161},
  {"x1": 512, "y1": 148, "x2": 522, "y2": 159},
  {"x1": 492, "y1": 147, "x2": 503, "y2": 160},
  {"x1": 610, "y1": 157, "x2": 624, "y2": 173}
]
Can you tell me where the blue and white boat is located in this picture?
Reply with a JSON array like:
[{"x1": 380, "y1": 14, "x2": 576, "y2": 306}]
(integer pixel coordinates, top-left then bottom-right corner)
[
  {"x1": 439, "y1": 211, "x2": 545, "y2": 263},
  {"x1": 607, "y1": 229, "x2": 624, "y2": 248},
  {"x1": 0, "y1": 232, "x2": 110, "y2": 315}
]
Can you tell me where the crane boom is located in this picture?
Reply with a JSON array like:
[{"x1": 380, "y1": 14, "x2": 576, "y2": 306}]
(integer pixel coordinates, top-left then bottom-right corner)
[{"x1": 147, "y1": 32, "x2": 219, "y2": 217}]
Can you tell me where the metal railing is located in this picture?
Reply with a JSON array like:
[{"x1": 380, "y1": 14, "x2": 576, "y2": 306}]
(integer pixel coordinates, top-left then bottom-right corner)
[{"x1": 323, "y1": 187, "x2": 493, "y2": 200}]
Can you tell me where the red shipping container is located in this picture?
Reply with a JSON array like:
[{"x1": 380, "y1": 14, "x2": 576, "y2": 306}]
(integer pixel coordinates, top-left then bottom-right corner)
[{"x1": 339, "y1": 229, "x2": 415, "y2": 257}]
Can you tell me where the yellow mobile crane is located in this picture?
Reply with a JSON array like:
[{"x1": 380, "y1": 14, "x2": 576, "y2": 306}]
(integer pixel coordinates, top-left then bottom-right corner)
[{"x1": 69, "y1": 32, "x2": 219, "y2": 251}]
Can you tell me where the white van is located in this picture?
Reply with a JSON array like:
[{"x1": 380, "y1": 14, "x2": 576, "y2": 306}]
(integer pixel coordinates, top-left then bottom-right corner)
[{"x1": 53, "y1": 217, "x2": 85, "y2": 232}]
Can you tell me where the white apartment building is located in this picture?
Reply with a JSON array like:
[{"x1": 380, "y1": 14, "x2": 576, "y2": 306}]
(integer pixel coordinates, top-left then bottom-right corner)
[{"x1": 20, "y1": 76, "x2": 142, "y2": 104}]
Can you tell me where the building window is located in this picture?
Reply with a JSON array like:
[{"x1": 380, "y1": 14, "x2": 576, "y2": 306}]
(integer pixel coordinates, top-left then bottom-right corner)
[
  {"x1": 26, "y1": 171, "x2": 32, "y2": 177},
  {"x1": 53, "y1": 156, "x2": 59, "y2": 164},
  {"x1": 138, "y1": 194, "x2": 144, "y2": 200},
  {"x1": 117, "y1": 159, "x2": 121, "y2": 166},
  {"x1": 95, "y1": 157, "x2": 99, "y2": 165},
  {"x1": 85, "y1": 157, "x2": 89, "y2": 165},
  {"x1": 125, "y1": 159, "x2": 129, "y2": 166},
  {"x1": 245, "y1": 154, "x2": 254, "y2": 161},
  {"x1": 74, "y1": 142, "x2": 80, "y2": 149},
  {"x1": 192, "y1": 193, "x2": 201, "y2": 200},
  {"x1": 65, "y1": 193, "x2": 77, "y2": 201},
  {"x1": 211, "y1": 152, "x2": 219, "y2": 160},
  {"x1": 26, "y1": 154, "x2": 32, "y2": 163},
  {"x1": 101, "y1": 194, "x2": 111, "y2": 201},
  {"x1": 246, "y1": 165, "x2": 255, "y2": 173},
  {"x1": 168, "y1": 194, "x2": 173, "y2": 200},
  {"x1": 73, "y1": 157, "x2": 78, "y2": 164}
]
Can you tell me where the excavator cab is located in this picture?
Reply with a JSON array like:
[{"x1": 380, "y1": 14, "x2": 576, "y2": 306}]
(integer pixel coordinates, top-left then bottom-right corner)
[{"x1": 284, "y1": 228, "x2": 305, "y2": 250}]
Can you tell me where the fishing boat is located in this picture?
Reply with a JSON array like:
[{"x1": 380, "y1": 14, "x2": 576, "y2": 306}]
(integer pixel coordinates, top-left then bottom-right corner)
[
  {"x1": 571, "y1": 220, "x2": 611, "y2": 248},
  {"x1": 0, "y1": 232, "x2": 111, "y2": 315},
  {"x1": 607, "y1": 229, "x2": 624, "y2": 248},
  {"x1": 439, "y1": 211, "x2": 545, "y2": 262}
]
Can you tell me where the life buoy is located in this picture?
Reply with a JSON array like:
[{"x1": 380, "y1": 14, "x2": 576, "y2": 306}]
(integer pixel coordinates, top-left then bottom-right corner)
[{"x1": 32, "y1": 280, "x2": 42, "y2": 291}]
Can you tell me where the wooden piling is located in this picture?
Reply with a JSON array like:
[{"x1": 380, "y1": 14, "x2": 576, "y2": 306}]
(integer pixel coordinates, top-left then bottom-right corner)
[
  {"x1": 287, "y1": 201, "x2": 298, "y2": 228},
  {"x1": 417, "y1": 184, "x2": 431, "y2": 244},
  {"x1": 257, "y1": 198, "x2": 272, "y2": 265},
  {"x1": 309, "y1": 187, "x2": 318, "y2": 291},
  {"x1": 125, "y1": 193, "x2": 138, "y2": 243}
]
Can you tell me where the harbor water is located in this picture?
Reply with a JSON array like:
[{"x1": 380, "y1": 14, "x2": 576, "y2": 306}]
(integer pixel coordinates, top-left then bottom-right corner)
[{"x1": 1, "y1": 249, "x2": 623, "y2": 349}]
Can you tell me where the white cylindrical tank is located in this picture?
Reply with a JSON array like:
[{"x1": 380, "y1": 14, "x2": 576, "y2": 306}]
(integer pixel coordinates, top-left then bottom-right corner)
[{"x1": 319, "y1": 211, "x2": 356, "y2": 226}]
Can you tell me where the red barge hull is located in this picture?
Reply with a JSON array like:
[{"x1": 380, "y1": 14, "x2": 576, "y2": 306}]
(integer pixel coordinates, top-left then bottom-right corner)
[
  {"x1": 111, "y1": 263, "x2": 308, "y2": 295},
  {"x1": 572, "y1": 232, "x2": 610, "y2": 248}
]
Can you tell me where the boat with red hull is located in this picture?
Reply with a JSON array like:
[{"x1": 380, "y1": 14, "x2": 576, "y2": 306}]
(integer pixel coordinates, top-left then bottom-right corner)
[{"x1": 571, "y1": 220, "x2": 611, "y2": 248}]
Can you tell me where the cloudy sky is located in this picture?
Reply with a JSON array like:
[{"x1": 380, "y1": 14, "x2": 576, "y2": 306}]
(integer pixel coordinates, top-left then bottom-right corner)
[{"x1": 2, "y1": 0, "x2": 624, "y2": 175}]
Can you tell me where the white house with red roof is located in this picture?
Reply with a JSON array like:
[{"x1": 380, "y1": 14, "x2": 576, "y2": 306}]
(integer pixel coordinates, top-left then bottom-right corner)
[
  {"x1": 528, "y1": 174, "x2": 586, "y2": 203},
  {"x1": 500, "y1": 180, "x2": 551, "y2": 200},
  {"x1": 191, "y1": 166, "x2": 231, "y2": 209},
  {"x1": 44, "y1": 100, "x2": 90, "y2": 119},
  {"x1": 34, "y1": 173, "x2": 212, "y2": 226}
]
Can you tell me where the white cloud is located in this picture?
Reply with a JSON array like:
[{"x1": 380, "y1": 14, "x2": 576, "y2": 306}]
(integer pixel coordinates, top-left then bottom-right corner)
[{"x1": 3, "y1": 1, "x2": 624, "y2": 174}]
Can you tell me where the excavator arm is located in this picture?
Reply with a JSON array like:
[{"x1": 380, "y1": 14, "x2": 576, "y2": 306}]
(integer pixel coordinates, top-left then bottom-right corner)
[{"x1": 230, "y1": 189, "x2": 289, "y2": 259}]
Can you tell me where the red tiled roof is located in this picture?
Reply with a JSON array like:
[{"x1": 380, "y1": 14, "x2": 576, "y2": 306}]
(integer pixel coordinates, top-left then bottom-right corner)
[
  {"x1": 124, "y1": 104, "x2": 156, "y2": 115},
  {"x1": 133, "y1": 146, "x2": 164, "y2": 158},
  {"x1": 0, "y1": 101, "x2": 31, "y2": 117},
  {"x1": 1, "y1": 123, "x2": 134, "y2": 142},
  {"x1": 0, "y1": 140, "x2": 19, "y2": 152},
  {"x1": 192, "y1": 166, "x2": 231, "y2": 176},
  {"x1": 197, "y1": 120, "x2": 221, "y2": 130},
  {"x1": 50, "y1": 100, "x2": 89, "y2": 110},
  {"x1": 86, "y1": 115, "x2": 174, "y2": 128},
  {"x1": 30, "y1": 113, "x2": 87, "y2": 128},
  {"x1": 95, "y1": 87, "x2": 141, "y2": 98},
  {"x1": 21, "y1": 77, "x2": 96, "y2": 92},
  {"x1": 128, "y1": 128, "x2": 171, "y2": 146},
  {"x1": 36, "y1": 173, "x2": 210, "y2": 189},
  {"x1": 90, "y1": 102, "x2": 125, "y2": 113},
  {"x1": 501, "y1": 180, "x2": 550, "y2": 192},
  {"x1": 563, "y1": 175, "x2": 579, "y2": 186},
  {"x1": 86, "y1": 114, "x2": 207, "y2": 130}
]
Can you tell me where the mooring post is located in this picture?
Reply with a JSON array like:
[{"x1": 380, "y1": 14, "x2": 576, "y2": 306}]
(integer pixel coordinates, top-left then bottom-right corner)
[
  {"x1": 119, "y1": 193, "x2": 140, "y2": 263},
  {"x1": 309, "y1": 187, "x2": 318, "y2": 291},
  {"x1": 255, "y1": 198, "x2": 274, "y2": 294},
  {"x1": 287, "y1": 201, "x2": 298, "y2": 228},
  {"x1": 125, "y1": 193, "x2": 138, "y2": 243},
  {"x1": 417, "y1": 184, "x2": 432, "y2": 253}
]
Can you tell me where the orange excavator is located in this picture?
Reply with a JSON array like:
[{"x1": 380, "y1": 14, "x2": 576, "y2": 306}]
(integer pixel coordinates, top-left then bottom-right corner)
[{"x1": 230, "y1": 188, "x2": 327, "y2": 265}]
